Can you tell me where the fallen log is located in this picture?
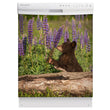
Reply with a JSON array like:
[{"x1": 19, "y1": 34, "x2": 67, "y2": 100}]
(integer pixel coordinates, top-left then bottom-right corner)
[{"x1": 18, "y1": 72, "x2": 93, "y2": 96}]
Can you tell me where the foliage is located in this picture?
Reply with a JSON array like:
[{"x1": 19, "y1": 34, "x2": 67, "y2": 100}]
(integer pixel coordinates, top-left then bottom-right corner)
[{"x1": 18, "y1": 88, "x2": 92, "y2": 97}]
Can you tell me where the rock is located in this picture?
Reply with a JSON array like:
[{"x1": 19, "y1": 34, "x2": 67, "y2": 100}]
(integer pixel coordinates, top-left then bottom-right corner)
[{"x1": 18, "y1": 72, "x2": 93, "y2": 96}]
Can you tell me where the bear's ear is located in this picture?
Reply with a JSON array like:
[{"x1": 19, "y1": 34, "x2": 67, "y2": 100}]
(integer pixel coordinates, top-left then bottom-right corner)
[
  {"x1": 71, "y1": 41, "x2": 76, "y2": 48},
  {"x1": 67, "y1": 39, "x2": 70, "y2": 42}
]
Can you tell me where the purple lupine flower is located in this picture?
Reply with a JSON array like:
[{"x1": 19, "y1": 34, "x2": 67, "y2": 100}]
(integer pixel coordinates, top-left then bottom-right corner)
[
  {"x1": 90, "y1": 65, "x2": 93, "y2": 72},
  {"x1": 73, "y1": 30, "x2": 77, "y2": 41},
  {"x1": 37, "y1": 15, "x2": 42, "y2": 30},
  {"x1": 19, "y1": 15, "x2": 23, "y2": 35},
  {"x1": 64, "y1": 29, "x2": 69, "y2": 42},
  {"x1": 45, "y1": 27, "x2": 50, "y2": 46},
  {"x1": 18, "y1": 39, "x2": 24, "y2": 56},
  {"x1": 42, "y1": 16, "x2": 49, "y2": 37},
  {"x1": 72, "y1": 19, "x2": 76, "y2": 41},
  {"x1": 46, "y1": 30, "x2": 52, "y2": 49},
  {"x1": 39, "y1": 34, "x2": 44, "y2": 45},
  {"x1": 51, "y1": 35, "x2": 54, "y2": 42},
  {"x1": 46, "y1": 33, "x2": 49, "y2": 48},
  {"x1": 39, "y1": 34, "x2": 42, "y2": 44},
  {"x1": 86, "y1": 43, "x2": 91, "y2": 52},
  {"x1": 39, "y1": 40, "x2": 41, "y2": 44},
  {"x1": 54, "y1": 26, "x2": 64, "y2": 48},
  {"x1": 84, "y1": 29, "x2": 88, "y2": 45},
  {"x1": 78, "y1": 21, "x2": 81, "y2": 29},
  {"x1": 39, "y1": 40, "x2": 43, "y2": 45},
  {"x1": 82, "y1": 15, "x2": 84, "y2": 21},
  {"x1": 22, "y1": 37, "x2": 27, "y2": 54},
  {"x1": 28, "y1": 19, "x2": 33, "y2": 45},
  {"x1": 80, "y1": 32, "x2": 84, "y2": 49},
  {"x1": 74, "y1": 32, "x2": 79, "y2": 49},
  {"x1": 24, "y1": 16, "x2": 27, "y2": 34},
  {"x1": 53, "y1": 28, "x2": 57, "y2": 43},
  {"x1": 73, "y1": 32, "x2": 78, "y2": 49},
  {"x1": 86, "y1": 38, "x2": 91, "y2": 52},
  {"x1": 77, "y1": 30, "x2": 80, "y2": 39}
]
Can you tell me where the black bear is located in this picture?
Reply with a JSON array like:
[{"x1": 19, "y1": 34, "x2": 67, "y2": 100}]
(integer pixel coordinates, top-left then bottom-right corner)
[{"x1": 47, "y1": 39, "x2": 83, "y2": 72}]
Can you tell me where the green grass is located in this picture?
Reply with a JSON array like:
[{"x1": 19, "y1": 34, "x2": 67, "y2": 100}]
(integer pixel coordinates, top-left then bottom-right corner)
[{"x1": 18, "y1": 88, "x2": 92, "y2": 97}]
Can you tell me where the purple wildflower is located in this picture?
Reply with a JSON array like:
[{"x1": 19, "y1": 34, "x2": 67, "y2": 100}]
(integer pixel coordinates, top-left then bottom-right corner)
[
  {"x1": 39, "y1": 40, "x2": 41, "y2": 44},
  {"x1": 82, "y1": 15, "x2": 84, "y2": 21},
  {"x1": 46, "y1": 30, "x2": 52, "y2": 49},
  {"x1": 37, "y1": 15, "x2": 42, "y2": 30},
  {"x1": 80, "y1": 32, "x2": 84, "y2": 49},
  {"x1": 73, "y1": 32, "x2": 78, "y2": 49},
  {"x1": 53, "y1": 28, "x2": 57, "y2": 43},
  {"x1": 18, "y1": 39, "x2": 24, "y2": 56},
  {"x1": 24, "y1": 16, "x2": 27, "y2": 33},
  {"x1": 84, "y1": 29, "x2": 88, "y2": 45},
  {"x1": 39, "y1": 34, "x2": 42, "y2": 44},
  {"x1": 86, "y1": 38, "x2": 91, "y2": 52},
  {"x1": 51, "y1": 35, "x2": 54, "y2": 42},
  {"x1": 54, "y1": 26, "x2": 64, "y2": 48},
  {"x1": 77, "y1": 30, "x2": 80, "y2": 39},
  {"x1": 28, "y1": 19, "x2": 33, "y2": 45},
  {"x1": 72, "y1": 19, "x2": 76, "y2": 41},
  {"x1": 46, "y1": 33, "x2": 50, "y2": 48},
  {"x1": 39, "y1": 34, "x2": 44, "y2": 45},
  {"x1": 19, "y1": 15, "x2": 23, "y2": 35},
  {"x1": 42, "y1": 16, "x2": 49, "y2": 37},
  {"x1": 90, "y1": 65, "x2": 93, "y2": 72},
  {"x1": 86, "y1": 43, "x2": 91, "y2": 52},
  {"x1": 22, "y1": 37, "x2": 27, "y2": 54},
  {"x1": 64, "y1": 29, "x2": 69, "y2": 42}
]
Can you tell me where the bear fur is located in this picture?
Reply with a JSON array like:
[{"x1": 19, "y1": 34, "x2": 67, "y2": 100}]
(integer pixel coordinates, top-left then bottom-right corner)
[{"x1": 48, "y1": 39, "x2": 83, "y2": 72}]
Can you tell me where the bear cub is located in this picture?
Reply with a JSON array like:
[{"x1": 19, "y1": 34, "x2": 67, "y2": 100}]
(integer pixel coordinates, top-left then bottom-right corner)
[{"x1": 48, "y1": 39, "x2": 83, "y2": 72}]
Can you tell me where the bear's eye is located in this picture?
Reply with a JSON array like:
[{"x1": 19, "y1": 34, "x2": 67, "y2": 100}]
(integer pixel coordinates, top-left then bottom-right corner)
[{"x1": 63, "y1": 43, "x2": 67, "y2": 47}]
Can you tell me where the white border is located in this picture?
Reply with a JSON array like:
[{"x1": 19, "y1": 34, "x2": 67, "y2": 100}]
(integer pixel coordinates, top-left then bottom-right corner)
[
  {"x1": 17, "y1": 3, "x2": 93, "y2": 15},
  {"x1": 19, "y1": 97, "x2": 92, "y2": 107}
]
